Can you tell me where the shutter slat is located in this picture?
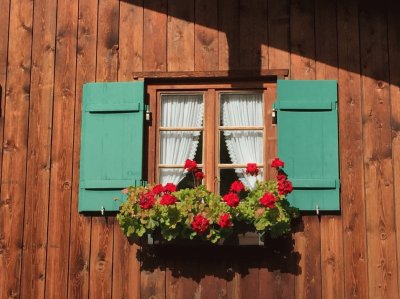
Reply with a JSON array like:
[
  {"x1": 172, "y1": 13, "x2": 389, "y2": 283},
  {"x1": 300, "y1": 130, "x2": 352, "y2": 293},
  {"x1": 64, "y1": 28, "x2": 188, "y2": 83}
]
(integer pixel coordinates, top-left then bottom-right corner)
[
  {"x1": 79, "y1": 82, "x2": 145, "y2": 213},
  {"x1": 276, "y1": 80, "x2": 339, "y2": 211}
]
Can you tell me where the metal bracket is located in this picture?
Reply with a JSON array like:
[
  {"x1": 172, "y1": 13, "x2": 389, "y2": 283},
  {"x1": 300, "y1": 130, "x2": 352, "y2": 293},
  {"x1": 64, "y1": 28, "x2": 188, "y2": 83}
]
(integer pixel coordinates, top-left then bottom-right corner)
[
  {"x1": 101, "y1": 206, "x2": 105, "y2": 215},
  {"x1": 316, "y1": 204, "x2": 320, "y2": 216},
  {"x1": 145, "y1": 111, "x2": 151, "y2": 122}
]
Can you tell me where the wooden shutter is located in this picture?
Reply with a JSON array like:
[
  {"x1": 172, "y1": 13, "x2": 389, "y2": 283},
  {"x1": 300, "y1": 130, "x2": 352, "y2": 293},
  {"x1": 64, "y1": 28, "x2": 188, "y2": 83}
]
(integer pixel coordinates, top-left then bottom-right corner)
[
  {"x1": 79, "y1": 82, "x2": 145, "y2": 213},
  {"x1": 275, "y1": 80, "x2": 339, "y2": 211}
]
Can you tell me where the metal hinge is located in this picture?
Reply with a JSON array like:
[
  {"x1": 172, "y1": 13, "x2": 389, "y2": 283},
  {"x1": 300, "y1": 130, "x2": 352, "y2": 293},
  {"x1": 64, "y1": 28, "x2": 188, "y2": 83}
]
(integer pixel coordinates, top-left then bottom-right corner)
[{"x1": 272, "y1": 108, "x2": 277, "y2": 125}]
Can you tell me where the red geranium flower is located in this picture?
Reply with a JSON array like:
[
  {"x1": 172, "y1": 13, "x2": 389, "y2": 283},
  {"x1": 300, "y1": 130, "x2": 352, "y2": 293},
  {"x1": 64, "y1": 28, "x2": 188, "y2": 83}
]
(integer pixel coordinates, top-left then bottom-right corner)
[
  {"x1": 271, "y1": 157, "x2": 285, "y2": 168},
  {"x1": 259, "y1": 192, "x2": 276, "y2": 209},
  {"x1": 222, "y1": 192, "x2": 240, "y2": 207},
  {"x1": 218, "y1": 213, "x2": 232, "y2": 228},
  {"x1": 278, "y1": 180, "x2": 293, "y2": 195},
  {"x1": 160, "y1": 193, "x2": 177, "y2": 206},
  {"x1": 245, "y1": 163, "x2": 259, "y2": 176},
  {"x1": 152, "y1": 184, "x2": 164, "y2": 195},
  {"x1": 163, "y1": 183, "x2": 177, "y2": 193},
  {"x1": 191, "y1": 214, "x2": 210, "y2": 235},
  {"x1": 139, "y1": 192, "x2": 156, "y2": 209},
  {"x1": 184, "y1": 159, "x2": 198, "y2": 172},
  {"x1": 230, "y1": 180, "x2": 244, "y2": 193},
  {"x1": 277, "y1": 173, "x2": 287, "y2": 182},
  {"x1": 194, "y1": 170, "x2": 205, "y2": 180}
]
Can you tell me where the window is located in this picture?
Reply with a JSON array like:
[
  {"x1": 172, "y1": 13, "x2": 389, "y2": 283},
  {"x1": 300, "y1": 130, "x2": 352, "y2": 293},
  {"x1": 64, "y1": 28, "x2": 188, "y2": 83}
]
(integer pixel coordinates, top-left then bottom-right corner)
[
  {"x1": 78, "y1": 79, "x2": 340, "y2": 213},
  {"x1": 149, "y1": 81, "x2": 275, "y2": 195}
]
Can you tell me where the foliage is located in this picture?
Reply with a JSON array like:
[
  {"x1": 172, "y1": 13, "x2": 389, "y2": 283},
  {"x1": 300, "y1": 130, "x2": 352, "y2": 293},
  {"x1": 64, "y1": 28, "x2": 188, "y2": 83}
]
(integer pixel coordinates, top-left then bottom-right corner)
[{"x1": 117, "y1": 158, "x2": 299, "y2": 244}]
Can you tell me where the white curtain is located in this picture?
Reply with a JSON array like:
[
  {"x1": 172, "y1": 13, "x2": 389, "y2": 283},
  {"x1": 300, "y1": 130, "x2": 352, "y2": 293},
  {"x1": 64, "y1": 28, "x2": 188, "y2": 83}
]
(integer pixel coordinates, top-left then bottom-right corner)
[
  {"x1": 159, "y1": 94, "x2": 203, "y2": 185},
  {"x1": 221, "y1": 93, "x2": 263, "y2": 189}
]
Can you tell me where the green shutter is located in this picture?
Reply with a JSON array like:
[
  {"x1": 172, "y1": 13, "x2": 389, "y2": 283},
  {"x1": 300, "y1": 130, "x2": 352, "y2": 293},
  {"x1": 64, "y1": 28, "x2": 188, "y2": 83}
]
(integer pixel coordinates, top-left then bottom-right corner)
[
  {"x1": 275, "y1": 80, "x2": 339, "y2": 211},
  {"x1": 79, "y1": 82, "x2": 145, "y2": 213}
]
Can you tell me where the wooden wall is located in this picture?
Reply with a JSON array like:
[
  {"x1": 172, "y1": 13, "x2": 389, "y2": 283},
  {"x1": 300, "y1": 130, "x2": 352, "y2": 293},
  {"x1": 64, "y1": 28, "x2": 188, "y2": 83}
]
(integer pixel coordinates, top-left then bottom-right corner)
[{"x1": 1, "y1": 0, "x2": 400, "y2": 298}]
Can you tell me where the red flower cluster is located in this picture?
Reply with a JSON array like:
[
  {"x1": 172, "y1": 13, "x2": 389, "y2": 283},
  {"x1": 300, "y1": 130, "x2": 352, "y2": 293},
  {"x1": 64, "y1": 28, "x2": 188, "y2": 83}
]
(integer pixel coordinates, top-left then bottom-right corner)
[
  {"x1": 245, "y1": 163, "x2": 259, "y2": 176},
  {"x1": 163, "y1": 183, "x2": 177, "y2": 193},
  {"x1": 160, "y1": 193, "x2": 177, "y2": 206},
  {"x1": 276, "y1": 170, "x2": 293, "y2": 195},
  {"x1": 218, "y1": 213, "x2": 232, "y2": 228},
  {"x1": 139, "y1": 192, "x2": 156, "y2": 209},
  {"x1": 191, "y1": 214, "x2": 210, "y2": 235},
  {"x1": 223, "y1": 192, "x2": 240, "y2": 207},
  {"x1": 259, "y1": 192, "x2": 276, "y2": 208},
  {"x1": 271, "y1": 157, "x2": 285, "y2": 168},
  {"x1": 230, "y1": 180, "x2": 244, "y2": 193},
  {"x1": 184, "y1": 159, "x2": 205, "y2": 183},
  {"x1": 152, "y1": 184, "x2": 164, "y2": 195}
]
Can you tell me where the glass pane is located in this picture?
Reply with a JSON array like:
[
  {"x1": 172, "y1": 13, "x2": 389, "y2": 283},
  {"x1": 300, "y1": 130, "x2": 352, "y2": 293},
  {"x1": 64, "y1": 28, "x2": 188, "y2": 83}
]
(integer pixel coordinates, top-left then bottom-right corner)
[
  {"x1": 220, "y1": 93, "x2": 263, "y2": 126},
  {"x1": 161, "y1": 94, "x2": 203, "y2": 127},
  {"x1": 159, "y1": 168, "x2": 203, "y2": 190},
  {"x1": 219, "y1": 168, "x2": 239, "y2": 195},
  {"x1": 220, "y1": 130, "x2": 263, "y2": 164},
  {"x1": 159, "y1": 130, "x2": 203, "y2": 164}
]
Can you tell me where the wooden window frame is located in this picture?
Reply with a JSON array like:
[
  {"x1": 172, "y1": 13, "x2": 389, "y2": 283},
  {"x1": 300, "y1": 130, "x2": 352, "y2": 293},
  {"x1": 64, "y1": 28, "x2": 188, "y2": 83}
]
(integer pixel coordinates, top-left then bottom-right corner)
[{"x1": 146, "y1": 79, "x2": 278, "y2": 193}]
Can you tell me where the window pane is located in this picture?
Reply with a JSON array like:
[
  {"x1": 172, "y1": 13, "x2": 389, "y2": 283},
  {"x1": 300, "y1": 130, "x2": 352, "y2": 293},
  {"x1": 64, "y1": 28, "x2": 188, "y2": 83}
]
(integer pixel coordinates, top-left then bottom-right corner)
[
  {"x1": 219, "y1": 169, "x2": 240, "y2": 195},
  {"x1": 159, "y1": 168, "x2": 203, "y2": 190},
  {"x1": 220, "y1": 130, "x2": 263, "y2": 164},
  {"x1": 159, "y1": 94, "x2": 204, "y2": 185},
  {"x1": 220, "y1": 93, "x2": 263, "y2": 126}
]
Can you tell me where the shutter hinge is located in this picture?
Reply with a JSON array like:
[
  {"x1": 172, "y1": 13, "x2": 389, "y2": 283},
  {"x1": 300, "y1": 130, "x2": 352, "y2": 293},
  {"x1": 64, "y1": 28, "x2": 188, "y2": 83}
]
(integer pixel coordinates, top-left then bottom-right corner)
[{"x1": 145, "y1": 110, "x2": 152, "y2": 122}]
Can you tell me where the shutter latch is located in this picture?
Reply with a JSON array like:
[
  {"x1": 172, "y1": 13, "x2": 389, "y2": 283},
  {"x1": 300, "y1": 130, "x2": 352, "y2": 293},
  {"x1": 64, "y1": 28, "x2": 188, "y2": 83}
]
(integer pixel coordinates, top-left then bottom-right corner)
[
  {"x1": 145, "y1": 110, "x2": 152, "y2": 122},
  {"x1": 315, "y1": 204, "x2": 320, "y2": 215},
  {"x1": 101, "y1": 206, "x2": 105, "y2": 215},
  {"x1": 272, "y1": 108, "x2": 277, "y2": 125}
]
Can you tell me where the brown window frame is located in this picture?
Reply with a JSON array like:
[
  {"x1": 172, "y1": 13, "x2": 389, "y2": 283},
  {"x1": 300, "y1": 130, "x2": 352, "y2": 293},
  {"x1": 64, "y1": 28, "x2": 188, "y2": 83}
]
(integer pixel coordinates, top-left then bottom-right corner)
[{"x1": 145, "y1": 78, "x2": 280, "y2": 193}]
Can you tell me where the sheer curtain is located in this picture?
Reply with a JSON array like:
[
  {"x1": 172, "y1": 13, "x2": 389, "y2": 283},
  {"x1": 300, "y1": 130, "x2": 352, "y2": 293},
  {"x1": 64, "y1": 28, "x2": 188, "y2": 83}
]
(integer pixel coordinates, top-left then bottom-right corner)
[
  {"x1": 221, "y1": 93, "x2": 263, "y2": 189},
  {"x1": 159, "y1": 94, "x2": 203, "y2": 185}
]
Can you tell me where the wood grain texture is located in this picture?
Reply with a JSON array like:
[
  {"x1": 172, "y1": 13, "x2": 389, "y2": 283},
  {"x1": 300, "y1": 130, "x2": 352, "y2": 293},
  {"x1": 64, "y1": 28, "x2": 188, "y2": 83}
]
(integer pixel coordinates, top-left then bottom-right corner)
[
  {"x1": 45, "y1": 0, "x2": 78, "y2": 298},
  {"x1": 359, "y1": 2, "x2": 399, "y2": 298},
  {"x1": 290, "y1": 0, "x2": 321, "y2": 298},
  {"x1": 388, "y1": 0, "x2": 400, "y2": 295},
  {"x1": 143, "y1": 0, "x2": 167, "y2": 71},
  {"x1": 218, "y1": 0, "x2": 239, "y2": 71},
  {"x1": 239, "y1": 0, "x2": 268, "y2": 70},
  {"x1": 21, "y1": 0, "x2": 57, "y2": 297},
  {"x1": 88, "y1": 1, "x2": 119, "y2": 298},
  {"x1": 0, "y1": 0, "x2": 33, "y2": 298},
  {"x1": 194, "y1": 0, "x2": 218, "y2": 71},
  {"x1": 315, "y1": 1, "x2": 345, "y2": 298},
  {"x1": 267, "y1": 0, "x2": 290, "y2": 70},
  {"x1": 167, "y1": 0, "x2": 195, "y2": 71},
  {"x1": 111, "y1": 4, "x2": 144, "y2": 297},
  {"x1": 119, "y1": 0, "x2": 143, "y2": 79},
  {"x1": 66, "y1": 0, "x2": 97, "y2": 297},
  {"x1": 336, "y1": 0, "x2": 368, "y2": 297}
]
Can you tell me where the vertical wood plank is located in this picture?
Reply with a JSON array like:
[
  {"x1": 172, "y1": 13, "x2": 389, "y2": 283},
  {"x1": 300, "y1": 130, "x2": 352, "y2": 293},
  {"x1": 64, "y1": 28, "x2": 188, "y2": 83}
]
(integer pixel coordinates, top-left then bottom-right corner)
[
  {"x1": 20, "y1": 0, "x2": 57, "y2": 298},
  {"x1": 267, "y1": 0, "x2": 290, "y2": 70},
  {"x1": 143, "y1": 0, "x2": 167, "y2": 72},
  {"x1": 119, "y1": 0, "x2": 143, "y2": 79},
  {"x1": 194, "y1": 0, "x2": 218, "y2": 71},
  {"x1": 112, "y1": 2, "x2": 144, "y2": 298},
  {"x1": 336, "y1": 0, "x2": 368, "y2": 298},
  {"x1": 0, "y1": 3, "x2": 10, "y2": 298},
  {"x1": 45, "y1": 0, "x2": 78, "y2": 298},
  {"x1": 89, "y1": 0, "x2": 119, "y2": 298},
  {"x1": 388, "y1": 0, "x2": 400, "y2": 295},
  {"x1": 141, "y1": 1, "x2": 167, "y2": 298},
  {"x1": 239, "y1": 0, "x2": 268, "y2": 70},
  {"x1": 0, "y1": 0, "x2": 33, "y2": 298},
  {"x1": 218, "y1": 0, "x2": 239, "y2": 71},
  {"x1": 360, "y1": 2, "x2": 399, "y2": 297},
  {"x1": 67, "y1": 0, "x2": 98, "y2": 297},
  {"x1": 167, "y1": 0, "x2": 195, "y2": 71},
  {"x1": 0, "y1": 0, "x2": 10, "y2": 192},
  {"x1": 290, "y1": 0, "x2": 321, "y2": 298},
  {"x1": 314, "y1": 1, "x2": 345, "y2": 299}
]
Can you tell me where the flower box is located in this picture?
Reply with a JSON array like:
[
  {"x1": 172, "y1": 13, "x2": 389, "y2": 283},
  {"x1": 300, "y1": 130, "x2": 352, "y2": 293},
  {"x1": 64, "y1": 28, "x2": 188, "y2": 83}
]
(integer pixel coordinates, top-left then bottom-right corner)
[{"x1": 117, "y1": 159, "x2": 299, "y2": 245}]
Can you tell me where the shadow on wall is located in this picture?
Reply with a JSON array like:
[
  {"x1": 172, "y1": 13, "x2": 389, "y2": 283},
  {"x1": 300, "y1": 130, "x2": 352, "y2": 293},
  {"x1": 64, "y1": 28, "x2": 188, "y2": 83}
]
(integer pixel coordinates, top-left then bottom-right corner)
[
  {"x1": 135, "y1": 220, "x2": 303, "y2": 281},
  {"x1": 121, "y1": 0, "x2": 398, "y2": 88}
]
